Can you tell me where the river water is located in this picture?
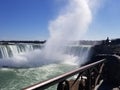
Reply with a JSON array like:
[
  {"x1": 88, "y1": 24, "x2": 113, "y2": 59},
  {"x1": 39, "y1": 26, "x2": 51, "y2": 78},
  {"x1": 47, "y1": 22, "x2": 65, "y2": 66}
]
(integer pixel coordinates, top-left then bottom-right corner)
[{"x1": 0, "y1": 63, "x2": 78, "y2": 90}]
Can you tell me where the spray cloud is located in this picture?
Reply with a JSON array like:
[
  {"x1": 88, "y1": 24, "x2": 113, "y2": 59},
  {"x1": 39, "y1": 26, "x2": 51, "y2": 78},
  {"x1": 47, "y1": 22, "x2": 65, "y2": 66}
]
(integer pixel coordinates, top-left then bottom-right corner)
[
  {"x1": 44, "y1": 0, "x2": 99, "y2": 63},
  {"x1": 0, "y1": 0, "x2": 101, "y2": 67}
]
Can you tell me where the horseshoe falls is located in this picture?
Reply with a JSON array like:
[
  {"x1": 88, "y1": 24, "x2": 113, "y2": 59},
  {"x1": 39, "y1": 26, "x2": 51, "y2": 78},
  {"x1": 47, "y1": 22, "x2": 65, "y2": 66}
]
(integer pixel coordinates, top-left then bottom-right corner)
[{"x1": 0, "y1": 43, "x2": 92, "y2": 67}]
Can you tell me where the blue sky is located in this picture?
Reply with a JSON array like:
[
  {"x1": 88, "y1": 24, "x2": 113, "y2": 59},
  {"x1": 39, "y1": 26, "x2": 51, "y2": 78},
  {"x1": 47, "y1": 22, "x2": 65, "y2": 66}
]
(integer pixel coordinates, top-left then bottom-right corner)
[
  {"x1": 86, "y1": 0, "x2": 120, "y2": 40},
  {"x1": 0, "y1": 0, "x2": 120, "y2": 40}
]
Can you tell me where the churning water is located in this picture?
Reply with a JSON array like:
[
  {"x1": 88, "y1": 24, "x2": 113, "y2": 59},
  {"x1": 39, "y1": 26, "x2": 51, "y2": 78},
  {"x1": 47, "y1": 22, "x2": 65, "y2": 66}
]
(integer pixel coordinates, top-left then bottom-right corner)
[
  {"x1": 0, "y1": 43, "x2": 92, "y2": 90},
  {"x1": 0, "y1": 64, "x2": 78, "y2": 90}
]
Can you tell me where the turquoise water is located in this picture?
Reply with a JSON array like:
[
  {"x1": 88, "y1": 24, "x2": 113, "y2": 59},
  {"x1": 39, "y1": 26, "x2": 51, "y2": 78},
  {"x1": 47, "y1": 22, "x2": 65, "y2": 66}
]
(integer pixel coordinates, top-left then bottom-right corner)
[{"x1": 0, "y1": 64, "x2": 78, "y2": 90}]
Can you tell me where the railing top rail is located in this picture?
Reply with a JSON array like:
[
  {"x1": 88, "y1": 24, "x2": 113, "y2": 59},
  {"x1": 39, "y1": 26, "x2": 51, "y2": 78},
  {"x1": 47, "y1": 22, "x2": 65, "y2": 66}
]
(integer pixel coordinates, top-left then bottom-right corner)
[{"x1": 23, "y1": 59, "x2": 105, "y2": 90}]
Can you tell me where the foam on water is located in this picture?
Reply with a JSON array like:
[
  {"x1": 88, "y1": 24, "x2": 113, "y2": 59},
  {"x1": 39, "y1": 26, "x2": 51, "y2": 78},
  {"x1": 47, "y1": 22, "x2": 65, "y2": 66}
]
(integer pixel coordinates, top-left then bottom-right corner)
[{"x1": 0, "y1": 63, "x2": 78, "y2": 90}]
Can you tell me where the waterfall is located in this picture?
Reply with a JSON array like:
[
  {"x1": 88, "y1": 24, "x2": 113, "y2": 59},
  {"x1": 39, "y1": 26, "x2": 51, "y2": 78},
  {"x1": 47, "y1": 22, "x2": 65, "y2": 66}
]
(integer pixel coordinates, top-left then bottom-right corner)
[
  {"x1": 0, "y1": 43, "x2": 92, "y2": 68},
  {"x1": 64, "y1": 45, "x2": 92, "y2": 65},
  {"x1": 0, "y1": 44, "x2": 43, "y2": 59}
]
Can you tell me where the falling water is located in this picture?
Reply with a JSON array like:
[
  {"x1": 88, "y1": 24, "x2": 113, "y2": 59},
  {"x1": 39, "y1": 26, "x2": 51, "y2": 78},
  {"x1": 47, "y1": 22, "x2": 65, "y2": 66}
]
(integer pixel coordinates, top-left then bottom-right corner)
[
  {"x1": 43, "y1": 0, "x2": 98, "y2": 65},
  {"x1": 0, "y1": 44, "x2": 44, "y2": 67},
  {"x1": 0, "y1": 43, "x2": 92, "y2": 67}
]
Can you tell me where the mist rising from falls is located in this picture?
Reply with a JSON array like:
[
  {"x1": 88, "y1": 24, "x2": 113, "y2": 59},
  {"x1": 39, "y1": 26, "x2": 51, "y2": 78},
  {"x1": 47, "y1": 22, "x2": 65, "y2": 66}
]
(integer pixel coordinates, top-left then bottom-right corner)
[
  {"x1": 0, "y1": 44, "x2": 45, "y2": 67},
  {"x1": 0, "y1": 44, "x2": 92, "y2": 67},
  {"x1": 0, "y1": 0, "x2": 100, "y2": 67},
  {"x1": 0, "y1": 44, "x2": 91, "y2": 68},
  {"x1": 43, "y1": 0, "x2": 98, "y2": 65}
]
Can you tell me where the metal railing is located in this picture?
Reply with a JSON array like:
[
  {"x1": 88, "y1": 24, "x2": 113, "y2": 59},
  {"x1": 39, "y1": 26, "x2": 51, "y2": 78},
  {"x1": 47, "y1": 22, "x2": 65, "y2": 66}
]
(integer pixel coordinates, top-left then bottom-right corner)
[{"x1": 23, "y1": 59, "x2": 105, "y2": 90}]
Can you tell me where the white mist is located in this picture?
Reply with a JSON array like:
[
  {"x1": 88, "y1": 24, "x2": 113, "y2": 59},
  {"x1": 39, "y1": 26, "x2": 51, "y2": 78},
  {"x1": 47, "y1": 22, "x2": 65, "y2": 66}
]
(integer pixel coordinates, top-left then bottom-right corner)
[
  {"x1": 43, "y1": 0, "x2": 97, "y2": 65},
  {"x1": 0, "y1": 0, "x2": 101, "y2": 67}
]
